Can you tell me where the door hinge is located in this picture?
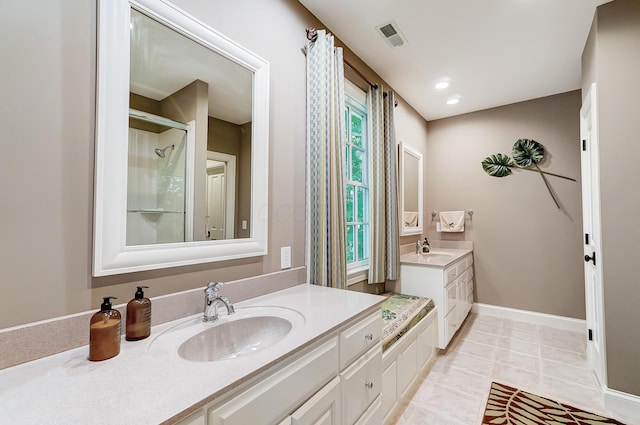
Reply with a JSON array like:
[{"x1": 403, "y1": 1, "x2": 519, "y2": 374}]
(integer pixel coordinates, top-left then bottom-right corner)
[
  {"x1": 582, "y1": 139, "x2": 587, "y2": 151},
  {"x1": 588, "y1": 329, "x2": 593, "y2": 341},
  {"x1": 585, "y1": 233, "x2": 590, "y2": 245}
]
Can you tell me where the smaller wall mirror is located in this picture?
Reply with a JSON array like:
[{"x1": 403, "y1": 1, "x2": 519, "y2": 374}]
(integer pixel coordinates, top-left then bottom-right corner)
[{"x1": 399, "y1": 142, "x2": 423, "y2": 236}]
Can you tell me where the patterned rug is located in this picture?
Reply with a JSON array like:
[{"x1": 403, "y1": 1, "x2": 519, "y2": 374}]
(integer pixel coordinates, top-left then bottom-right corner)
[{"x1": 482, "y1": 382, "x2": 626, "y2": 425}]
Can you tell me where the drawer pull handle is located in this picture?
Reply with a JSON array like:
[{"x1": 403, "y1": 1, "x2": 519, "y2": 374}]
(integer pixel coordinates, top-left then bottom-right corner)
[
  {"x1": 365, "y1": 381, "x2": 374, "y2": 390},
  {"x1": 364, "y1": 333, "x2": 373, "y2": 341}
]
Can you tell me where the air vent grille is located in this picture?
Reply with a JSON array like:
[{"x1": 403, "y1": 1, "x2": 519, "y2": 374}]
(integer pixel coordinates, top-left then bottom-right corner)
[{"x1": 375, "y1": 21, "x2": 407, "y2": 48}]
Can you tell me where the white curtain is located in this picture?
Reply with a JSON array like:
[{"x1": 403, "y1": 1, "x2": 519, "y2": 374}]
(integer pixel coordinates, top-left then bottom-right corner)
[
  {"x1": 306, "y1": 30, "x2": 347, "y2": 289},
  {"x1": 368, "y1": 88, "x2": 400, "y2": 283}
]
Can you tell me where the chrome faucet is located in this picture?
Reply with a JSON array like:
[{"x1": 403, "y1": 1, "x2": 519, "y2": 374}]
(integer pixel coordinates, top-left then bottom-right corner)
[{"x1": 203, "y1": 282, "x2": 235, "y2": 322}]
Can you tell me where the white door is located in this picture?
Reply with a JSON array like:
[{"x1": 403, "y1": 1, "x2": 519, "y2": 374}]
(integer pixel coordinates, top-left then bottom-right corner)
[
  {"x1": 580, "y1": 83, "x2": 606, "y2": 387},
  {"x1": 206, "y1": 172, "x2": 226, "y2": 240}
]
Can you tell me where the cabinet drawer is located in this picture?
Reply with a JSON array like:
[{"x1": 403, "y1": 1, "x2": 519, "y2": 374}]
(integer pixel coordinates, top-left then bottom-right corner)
[
  {"x1": 291, "y1": 376, "x2": 341, "y2": 425},
  {"x1": 340, "y1": 312, "x2": 382, "y2": 370},
  {"x1": 354, "y1": 394, "x2": 383, "y2": 425},
  {"x1": 209, "y1": 337, "x2": 338, "y2": 425},
  {"x1": 445, "y1": 282, "x2": 458, "y2": 315},
  {"x1": 466, "y1": 255, "x2": 474, "y2": 270},
  {"x1": 341, "y1": 345, "x2": 382, "y2": 425},
  {"x1": 444, "y1": 264, "x2": 458, "y2": 285}
]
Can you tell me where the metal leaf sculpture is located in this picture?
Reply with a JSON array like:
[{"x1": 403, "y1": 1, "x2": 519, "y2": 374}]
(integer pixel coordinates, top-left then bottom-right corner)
[
  {"x1": 512, "y1": 139, "x2": 544, "y2": 167},
  {"x1": 481, "y1": 153, "x2": 515, "y2": 177},
  {"x1": 482, "y1": 139, "x2": 576, "y2": 209}
]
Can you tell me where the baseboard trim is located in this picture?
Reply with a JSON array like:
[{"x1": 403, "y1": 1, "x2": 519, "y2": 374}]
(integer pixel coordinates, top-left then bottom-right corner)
[
  {"x1": 604, "y1": 387, "x2": 640, "y2": 421},
  {"x1": 472, "y1": 303, "x2": 586, "y2": 333}
]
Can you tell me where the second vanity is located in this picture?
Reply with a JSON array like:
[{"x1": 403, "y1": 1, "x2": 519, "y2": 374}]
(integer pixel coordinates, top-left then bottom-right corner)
[
  {"x1": 0, "y1": 284, "x2": 384, "y2": 425},
  {"x1": 388, "y1": 244, "x2": 474, "y2": 349}
]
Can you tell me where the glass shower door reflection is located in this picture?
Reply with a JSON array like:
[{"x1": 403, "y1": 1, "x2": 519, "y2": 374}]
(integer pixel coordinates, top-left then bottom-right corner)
[{"x1": 127, "y1": 118, "x2": 189, "y2": 246}]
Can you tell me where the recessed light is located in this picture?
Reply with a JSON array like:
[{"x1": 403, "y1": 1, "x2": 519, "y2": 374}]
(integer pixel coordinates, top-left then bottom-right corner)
[
  {"x1": 435, "y1": 80, "x2": 450, "y2": 90},
  {"x1": 446, "y1": 96, "x2": 461, "y2": 105}
]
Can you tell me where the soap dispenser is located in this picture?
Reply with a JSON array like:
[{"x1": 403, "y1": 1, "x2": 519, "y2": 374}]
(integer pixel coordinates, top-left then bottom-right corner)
[
  {"x1": 422, "y1": 237, "x2": 430, "y2": 253},
  {"x1": 89, "y1": 296, "x2": 121, "y2": 361},
  {"x1": 126, "y1": 286, "x2": 151, "y2": 341}
]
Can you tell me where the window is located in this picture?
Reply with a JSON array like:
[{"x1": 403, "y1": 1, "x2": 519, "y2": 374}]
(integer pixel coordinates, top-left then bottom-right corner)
[{"x1": 344, "y1": 84, "x2": 369, "y2": 271}]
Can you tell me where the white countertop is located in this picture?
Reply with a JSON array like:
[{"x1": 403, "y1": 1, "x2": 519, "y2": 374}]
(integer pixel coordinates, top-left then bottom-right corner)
[
  {"x1": 400, "y1": 248, "x2": 472, "y2": 268},
  {"x1": 0, "y1": 284, "x2": 384, "y2": 425}
]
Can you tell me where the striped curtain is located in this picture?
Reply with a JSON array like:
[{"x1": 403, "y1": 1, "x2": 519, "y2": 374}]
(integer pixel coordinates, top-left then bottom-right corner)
[
  {"x1": 368, "y1": 88, "x2": 400, "y2": 283},
  {"x1": 306, "y1": 30, "x2": 347, "y2": 289}
]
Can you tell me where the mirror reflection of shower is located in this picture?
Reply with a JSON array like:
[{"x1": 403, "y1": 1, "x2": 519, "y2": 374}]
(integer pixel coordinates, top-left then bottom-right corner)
[
  {"x1": 154, "y1": 144, "x2": 174, "y2": 158},
  {"x1": 127, "y1": 109, "x2": 194, "y2": 246}
]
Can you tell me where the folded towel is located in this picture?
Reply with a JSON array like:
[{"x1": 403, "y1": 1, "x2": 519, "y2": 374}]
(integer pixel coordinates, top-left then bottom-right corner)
[
  {"x1": 403, "y1": 211, "x2": 419, "y2": 227},
  {"x1": 439, "y1": 211, "x2": 465, "y2": 232}
]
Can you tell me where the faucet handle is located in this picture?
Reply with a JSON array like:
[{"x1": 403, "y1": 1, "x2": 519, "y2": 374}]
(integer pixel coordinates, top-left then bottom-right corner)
[{"x1": 205, "y1": 281, "x2": 224, "y2": 295}]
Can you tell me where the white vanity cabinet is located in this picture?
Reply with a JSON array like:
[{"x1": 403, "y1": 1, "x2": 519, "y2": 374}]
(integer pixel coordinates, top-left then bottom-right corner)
[
  {"x1": 175, "y1": 310, "x2": 383, "y2": 425},
  {"x1": 399, "y1": 252, "x2": 474, "y2": 349}
]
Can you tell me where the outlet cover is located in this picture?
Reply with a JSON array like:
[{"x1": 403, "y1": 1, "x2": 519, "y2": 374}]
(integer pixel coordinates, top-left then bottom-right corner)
[{"x1": 280, "y1": 246, "x2": 291, "y2": 269}]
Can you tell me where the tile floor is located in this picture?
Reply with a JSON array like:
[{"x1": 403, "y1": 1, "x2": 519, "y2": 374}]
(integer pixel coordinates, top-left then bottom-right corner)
[{"x1": 389, "y1": 313, "x2": 639, "y2": 425}]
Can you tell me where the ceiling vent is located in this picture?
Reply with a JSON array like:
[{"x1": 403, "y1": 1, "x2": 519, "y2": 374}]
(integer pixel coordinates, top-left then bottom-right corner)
[{"x1": 375, "y1": 21, "x2": 407, "y2": 48}]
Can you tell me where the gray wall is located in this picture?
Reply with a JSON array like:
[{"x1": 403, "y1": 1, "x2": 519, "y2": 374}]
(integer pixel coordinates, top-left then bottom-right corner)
[
  {"x1": 0, "y1": 0, "x2": 428, "y2": 328},
  {"x1": 582, "y1": 0, "x2": 640, "y2": 397},
  {"x1": 425, "y1": 91, "x2": 585, "y2": 319},
  {"x1": 0, "y1": 0, "x2": 305, "y2": 328}
]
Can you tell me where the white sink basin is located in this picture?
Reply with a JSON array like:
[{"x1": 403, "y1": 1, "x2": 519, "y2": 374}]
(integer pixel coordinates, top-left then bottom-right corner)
[
  {"x1": 147, "y1": 306, "x2": 306, "y2": 362},
  {"x1": 178, "y1": 316, "x2": 292, "y2": 362}
]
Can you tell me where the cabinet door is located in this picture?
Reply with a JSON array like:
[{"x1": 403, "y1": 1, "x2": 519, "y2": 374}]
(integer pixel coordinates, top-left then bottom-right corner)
[
  {"x1": 416, "y1": 317, "x2": 436, "y2": 369},
  {"x1": 396, "y1": 340, "x2": 417, "y2": 397},
  {"x1": 291, "y1": 376, "x2": 341, "y2": 425}
]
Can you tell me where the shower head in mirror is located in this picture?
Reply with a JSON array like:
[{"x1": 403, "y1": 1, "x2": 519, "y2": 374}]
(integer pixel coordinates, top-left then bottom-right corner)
[{"x1": 154, "y1": 144, "x2": 174, "y2": 158}]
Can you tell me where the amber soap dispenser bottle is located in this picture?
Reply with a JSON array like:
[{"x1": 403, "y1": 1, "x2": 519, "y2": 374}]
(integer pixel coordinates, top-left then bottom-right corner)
[
  {"x1": 126, "y1": 286, "x2": 151, "y2": 341},
  {"x1": 89, "y1": 296, "x2": 121, "y2": 361}
]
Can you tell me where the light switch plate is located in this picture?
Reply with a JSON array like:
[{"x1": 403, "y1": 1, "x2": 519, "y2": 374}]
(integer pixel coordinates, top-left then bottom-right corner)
[{"x1": 280, "y1": 246, "x2": 291, "y2": 269}]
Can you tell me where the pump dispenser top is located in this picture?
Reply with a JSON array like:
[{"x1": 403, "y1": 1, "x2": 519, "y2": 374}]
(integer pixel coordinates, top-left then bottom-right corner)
[
  {"x1": 126, "y1": 286, "x2": 151, "y2": 341},
  {"x1": 89, "y1": 296, "x2": 121, "y2": 361}
]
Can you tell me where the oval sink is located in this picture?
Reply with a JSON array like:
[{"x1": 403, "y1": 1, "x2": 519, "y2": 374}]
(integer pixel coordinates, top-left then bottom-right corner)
[
  {"x1": 178, "y1": 316, "x2": 292, "y2": 362},
  {"x1": 147, "y1": 306, "x2": 305, "y2": 362}
]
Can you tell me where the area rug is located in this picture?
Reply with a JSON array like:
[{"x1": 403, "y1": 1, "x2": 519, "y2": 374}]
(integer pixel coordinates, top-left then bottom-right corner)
[{"x1": 482, "y1": 382, "x2": 626, "y2": 425}]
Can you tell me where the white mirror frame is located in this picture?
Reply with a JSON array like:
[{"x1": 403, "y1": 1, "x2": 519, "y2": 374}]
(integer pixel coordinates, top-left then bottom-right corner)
[
  {"x1": 398, "y1": 142, "x2": 423, "y2": 236},
  {"x1": 93, "y1": 0, "x2": 269, "y2": 276}
]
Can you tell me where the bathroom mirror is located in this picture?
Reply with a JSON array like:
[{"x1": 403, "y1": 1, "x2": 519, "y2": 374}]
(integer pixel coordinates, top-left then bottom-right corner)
[
  {"x1": 94, "y1": 0, "x2": 269, "y2": 276},
  {"x1": 399, "y1": 142, "x2": 423, "y2": 236}
]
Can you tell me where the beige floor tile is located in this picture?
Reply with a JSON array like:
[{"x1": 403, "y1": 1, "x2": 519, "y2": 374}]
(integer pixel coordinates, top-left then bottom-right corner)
[
  {"x1": 541, "y1": 358, "x2": 598, "y2": 388},
  {"x1": 386, "y1": 314, "x2": 634, "y2": 425},
  {"x1": 496, "y1": 336, "x2": 540, "y2": 356},
  {"x1": 454, "y1": 339, "x2": 496, "y2": 360},
  {"x1": 494, "y1": 347, "x2": 540, "y2": 371}
]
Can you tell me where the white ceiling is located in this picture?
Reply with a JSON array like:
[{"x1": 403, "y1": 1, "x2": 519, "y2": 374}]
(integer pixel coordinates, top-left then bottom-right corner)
[
  {"x1": 298, "y1": 0, "x2": 611, "y2": 121},
  {"x1": 130, "y1": 9, "x2": 253, "y2": 125}
]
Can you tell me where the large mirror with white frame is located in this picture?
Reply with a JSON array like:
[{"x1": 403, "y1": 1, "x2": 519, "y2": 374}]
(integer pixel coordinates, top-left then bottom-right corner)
[
  {"x1": 94, "y1": 0, "x2": 269, "y2": 276},
  {"x1": 399, "y1": 142, "x2": 423, "y2": 236}
]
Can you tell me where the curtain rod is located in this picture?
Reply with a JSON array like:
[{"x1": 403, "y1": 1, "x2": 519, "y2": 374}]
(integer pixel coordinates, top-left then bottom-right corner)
[{"x1": 306, "y1": 28, "x2": 379, "y2": 90}]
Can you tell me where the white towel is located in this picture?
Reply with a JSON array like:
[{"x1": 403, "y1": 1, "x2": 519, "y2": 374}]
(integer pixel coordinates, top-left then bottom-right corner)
[
  {"x1": 403, "y1": 211, "x2": 419, "y2": 227},
  {"x1": 439, "y1": 211, "x2": 465, "y2": 232}
]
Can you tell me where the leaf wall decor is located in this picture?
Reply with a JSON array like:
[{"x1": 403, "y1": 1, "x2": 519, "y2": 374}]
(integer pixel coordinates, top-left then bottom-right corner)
[{"x1": 481, "y1": 139, "x2": 576, "y2": 209}]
